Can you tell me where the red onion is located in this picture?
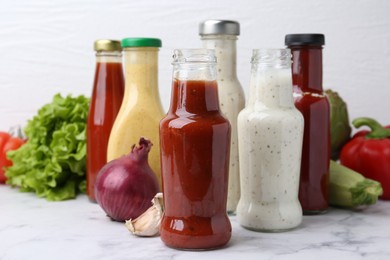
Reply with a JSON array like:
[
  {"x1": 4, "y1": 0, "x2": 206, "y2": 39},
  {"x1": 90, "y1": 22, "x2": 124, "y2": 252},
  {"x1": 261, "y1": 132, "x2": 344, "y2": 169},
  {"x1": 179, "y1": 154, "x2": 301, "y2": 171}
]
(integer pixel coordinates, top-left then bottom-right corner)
[{"x1": 95, "y1": 137, "x2": 159, "y2": 222}]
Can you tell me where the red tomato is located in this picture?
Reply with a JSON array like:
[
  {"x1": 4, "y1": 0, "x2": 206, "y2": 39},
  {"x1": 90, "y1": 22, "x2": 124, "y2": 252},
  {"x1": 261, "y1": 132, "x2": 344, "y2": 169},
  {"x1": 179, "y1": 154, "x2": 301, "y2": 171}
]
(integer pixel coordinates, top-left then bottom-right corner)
[{"x1": 0, "y1": 132, "x2": 25, "y2": 183}]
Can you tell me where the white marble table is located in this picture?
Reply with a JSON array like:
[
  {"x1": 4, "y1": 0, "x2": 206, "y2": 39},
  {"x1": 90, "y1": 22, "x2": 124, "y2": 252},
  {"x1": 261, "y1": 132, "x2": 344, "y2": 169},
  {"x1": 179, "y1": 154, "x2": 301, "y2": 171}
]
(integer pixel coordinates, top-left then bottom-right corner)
[{"x1": 0, "y1": 185, "x2": 389, "y2": 260}]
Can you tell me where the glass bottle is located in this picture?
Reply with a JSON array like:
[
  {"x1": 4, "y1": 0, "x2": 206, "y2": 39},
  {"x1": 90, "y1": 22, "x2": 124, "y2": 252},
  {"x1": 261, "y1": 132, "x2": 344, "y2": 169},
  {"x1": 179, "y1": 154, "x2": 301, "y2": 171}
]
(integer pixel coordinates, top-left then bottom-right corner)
[
  {"x1": 107, "y1": 38, "x2": 164, "y2": 188},
  {"x1": 285, "y1": 34, "x2": 330, "y2": 214},
  {"x1": 159, "y1": 49, "x2": 232, "y2": 250},
  {"x1": 199, "y1": 20, "x2": 245, "y2": 214},
  {"x1": 237, "y1": 49, "x2": 304, "y2": 232},
  {"x1": 87, "y1": 39, "x2": 124, "y2": 202}
]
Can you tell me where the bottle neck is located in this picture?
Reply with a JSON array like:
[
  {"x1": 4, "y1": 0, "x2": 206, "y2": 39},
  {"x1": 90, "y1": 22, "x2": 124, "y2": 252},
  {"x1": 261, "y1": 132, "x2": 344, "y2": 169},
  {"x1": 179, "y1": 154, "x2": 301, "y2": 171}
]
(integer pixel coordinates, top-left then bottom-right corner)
[
  {"x1": 169, "y1": 49, "x2": 220, "y2": 114},
  {"x1": 248, "y1": 49, "x2": 294, "y2": 108},
  {"x1": 95, "y1": 51, "x2": 122, "y2": 63},
  {"x1": 201, "y1": 35, "x2": 238, "y2": 79},
  {"x1": 123, "y1": 47, "x2": 160, "y2": 100},
  {"x1": 289, "y1": 46, "x2": 323, "y2": 93},
  {"x1": 170, "y1": 79, "x2": 220, "y2": 115}
]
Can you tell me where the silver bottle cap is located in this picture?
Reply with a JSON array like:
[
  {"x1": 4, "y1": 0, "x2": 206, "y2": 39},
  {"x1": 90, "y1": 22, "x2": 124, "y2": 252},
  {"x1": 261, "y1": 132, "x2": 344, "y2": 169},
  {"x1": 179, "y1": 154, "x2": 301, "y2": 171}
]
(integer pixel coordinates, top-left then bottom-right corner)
[{"x1": 199, "y1": 20, "x2": 240, "y2": 36}]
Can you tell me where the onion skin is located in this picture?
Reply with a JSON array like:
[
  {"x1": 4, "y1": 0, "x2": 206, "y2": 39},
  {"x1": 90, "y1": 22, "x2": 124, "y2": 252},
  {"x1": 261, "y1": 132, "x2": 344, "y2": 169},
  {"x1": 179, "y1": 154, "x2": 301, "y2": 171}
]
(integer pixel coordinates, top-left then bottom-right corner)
[{"x1": 95, "y1": 137, "x2": 160, "y2": 222}]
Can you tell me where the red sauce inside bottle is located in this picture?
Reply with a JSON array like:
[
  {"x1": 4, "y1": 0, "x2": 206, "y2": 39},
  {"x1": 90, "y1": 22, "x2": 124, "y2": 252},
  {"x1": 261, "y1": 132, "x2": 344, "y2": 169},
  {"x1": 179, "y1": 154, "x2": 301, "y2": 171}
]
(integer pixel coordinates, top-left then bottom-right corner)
[
  {"x1": 87, "y1": 62, "x2": 124, "y2": 202},
  {"x1": 159, "y1": 80, "x2": 231, "y2": 250},
  {"x1": 290, "y1": 46, "x2": 330, "y2": 213}
]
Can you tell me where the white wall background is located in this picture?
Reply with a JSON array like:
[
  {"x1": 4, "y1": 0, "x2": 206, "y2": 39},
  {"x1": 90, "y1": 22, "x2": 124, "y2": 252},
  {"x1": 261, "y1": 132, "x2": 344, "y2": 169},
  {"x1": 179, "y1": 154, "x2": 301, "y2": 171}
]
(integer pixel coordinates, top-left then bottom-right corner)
[{"x1": 1, "y1": 0, "x2": 389, "y2": 131}]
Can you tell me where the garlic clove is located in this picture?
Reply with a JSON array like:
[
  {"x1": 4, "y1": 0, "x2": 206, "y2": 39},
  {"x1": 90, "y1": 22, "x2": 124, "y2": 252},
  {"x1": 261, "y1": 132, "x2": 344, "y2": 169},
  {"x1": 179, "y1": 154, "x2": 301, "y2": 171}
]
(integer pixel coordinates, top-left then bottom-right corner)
[{"x1": 125, "y1": 193, "x2": 163, "y2": 237}]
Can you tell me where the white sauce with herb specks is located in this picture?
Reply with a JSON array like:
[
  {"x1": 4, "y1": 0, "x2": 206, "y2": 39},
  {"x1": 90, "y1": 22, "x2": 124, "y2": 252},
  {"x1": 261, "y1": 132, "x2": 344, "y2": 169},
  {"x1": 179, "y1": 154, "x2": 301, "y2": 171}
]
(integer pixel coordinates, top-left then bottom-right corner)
[
  {"x1": 202, "y1": 35, "x2": 245, "y2": 214},
  {"x1": 237, "y1": 58, "x2": 304, "y2": 231}
]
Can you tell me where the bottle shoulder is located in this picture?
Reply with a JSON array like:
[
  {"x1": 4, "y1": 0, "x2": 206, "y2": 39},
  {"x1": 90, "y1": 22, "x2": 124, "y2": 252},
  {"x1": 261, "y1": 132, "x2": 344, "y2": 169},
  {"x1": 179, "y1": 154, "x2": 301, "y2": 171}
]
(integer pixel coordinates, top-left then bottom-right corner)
[
  {"x1": 217, "y1": 78, "x2": 244, "y2": 91},
  {"x1": 161, "y1": 111, "x2": 229, "y2": 129},
  {"x1": 114, "y1": 101, "x2": 165, "y2": 126},
  {"x1": 239, "y1": 106, "x2": 303, "y2": 122},
  {"x1": 294, "y1": 92, "x2": 330, "y2": 111},
  {"x1": 218, "y1": 81, "x2": 245, "y2": 109},
  {"x1": 120, "y1": 91, "x2": 165, "y2": 112}
]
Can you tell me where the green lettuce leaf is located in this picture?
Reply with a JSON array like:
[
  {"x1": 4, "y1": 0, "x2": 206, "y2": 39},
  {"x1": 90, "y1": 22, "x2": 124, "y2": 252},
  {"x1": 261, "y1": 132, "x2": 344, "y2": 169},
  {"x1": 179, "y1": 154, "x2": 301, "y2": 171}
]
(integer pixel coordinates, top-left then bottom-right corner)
[{"x1": 6, "y1": 94, "x2": 89, "y2": 201}]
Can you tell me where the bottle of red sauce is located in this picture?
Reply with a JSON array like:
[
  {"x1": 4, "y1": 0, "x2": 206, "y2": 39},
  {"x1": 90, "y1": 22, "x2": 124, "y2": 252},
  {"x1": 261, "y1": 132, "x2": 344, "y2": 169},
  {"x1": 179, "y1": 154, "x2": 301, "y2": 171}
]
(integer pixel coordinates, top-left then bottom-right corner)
[
  {"x1": 87, "y1": 40, "x2": 124, "y2": 202},
  {"x1": 159, "y1": 49, "x2": 232, "y2": 250},
  {"x1": 285, "y1": 34, "x2": 330, "y2": 214}
]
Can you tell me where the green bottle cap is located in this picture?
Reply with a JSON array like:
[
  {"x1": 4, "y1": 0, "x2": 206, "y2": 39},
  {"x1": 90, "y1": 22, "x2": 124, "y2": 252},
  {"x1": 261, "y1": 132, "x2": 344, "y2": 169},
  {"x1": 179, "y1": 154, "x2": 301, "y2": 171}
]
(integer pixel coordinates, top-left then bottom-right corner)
[{"x1": 121, "y1": 38, "x2": 162, "y2": 48}]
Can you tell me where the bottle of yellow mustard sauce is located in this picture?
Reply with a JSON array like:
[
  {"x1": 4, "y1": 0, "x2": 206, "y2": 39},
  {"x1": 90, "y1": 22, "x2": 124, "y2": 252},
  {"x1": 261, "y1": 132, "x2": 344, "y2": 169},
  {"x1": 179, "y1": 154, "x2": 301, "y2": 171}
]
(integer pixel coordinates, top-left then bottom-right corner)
[{"x1": 107, "y1": 38, "x2": 165, "y2": 188}]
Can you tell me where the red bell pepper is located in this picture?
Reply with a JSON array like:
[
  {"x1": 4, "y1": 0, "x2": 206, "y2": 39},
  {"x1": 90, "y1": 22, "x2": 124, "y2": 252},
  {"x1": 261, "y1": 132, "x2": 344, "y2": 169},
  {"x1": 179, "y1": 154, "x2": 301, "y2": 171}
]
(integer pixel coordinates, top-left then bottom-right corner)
[
  {"x1": 0, "y1": 127, "x2": 26, "y2": 183},
  {"x1": 340, "y1": 117, "x2": 390, "y2": 200}
]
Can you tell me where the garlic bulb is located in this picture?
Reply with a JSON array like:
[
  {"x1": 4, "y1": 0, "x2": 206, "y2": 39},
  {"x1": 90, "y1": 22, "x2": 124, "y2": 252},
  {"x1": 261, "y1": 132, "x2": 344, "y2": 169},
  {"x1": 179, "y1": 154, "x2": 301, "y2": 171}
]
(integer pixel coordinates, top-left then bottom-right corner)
[{"x1": 125, "y1": 193, "x2": 163, "y2": 237}]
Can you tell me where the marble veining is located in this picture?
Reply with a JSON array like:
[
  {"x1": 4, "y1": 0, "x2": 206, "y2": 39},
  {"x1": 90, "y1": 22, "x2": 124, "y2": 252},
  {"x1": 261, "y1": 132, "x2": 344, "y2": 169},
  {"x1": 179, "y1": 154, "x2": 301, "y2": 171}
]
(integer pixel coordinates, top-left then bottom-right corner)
[{"x1": 0, "y1": 186, "x2": 389, "y2": 260}]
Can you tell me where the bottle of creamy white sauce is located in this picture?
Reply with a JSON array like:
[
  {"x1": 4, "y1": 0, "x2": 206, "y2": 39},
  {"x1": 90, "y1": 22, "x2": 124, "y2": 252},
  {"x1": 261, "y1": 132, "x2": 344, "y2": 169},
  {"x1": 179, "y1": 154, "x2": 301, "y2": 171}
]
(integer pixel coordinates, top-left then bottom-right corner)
[
  {"x1": 199, "y1": 20, "x2": 245, "y2": 215},
  {"x1": 237, "y1": 49, "x2": 304, "y2": 232}
]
